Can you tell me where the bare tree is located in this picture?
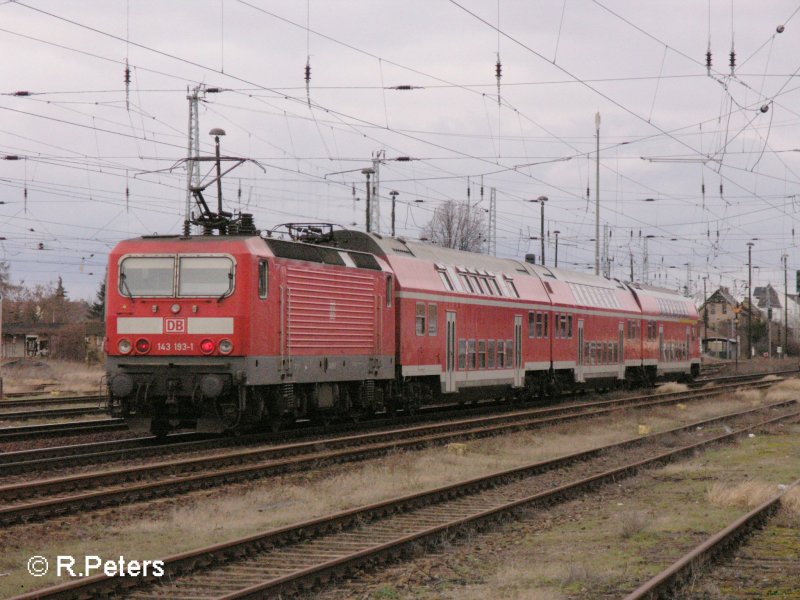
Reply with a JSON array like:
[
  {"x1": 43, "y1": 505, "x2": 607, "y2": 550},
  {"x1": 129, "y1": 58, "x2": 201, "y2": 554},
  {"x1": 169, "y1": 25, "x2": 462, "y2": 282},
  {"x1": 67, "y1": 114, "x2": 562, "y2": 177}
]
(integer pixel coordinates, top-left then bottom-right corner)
[{"x1": 421, "y1": 200, "x2": 486, "y2": 252}]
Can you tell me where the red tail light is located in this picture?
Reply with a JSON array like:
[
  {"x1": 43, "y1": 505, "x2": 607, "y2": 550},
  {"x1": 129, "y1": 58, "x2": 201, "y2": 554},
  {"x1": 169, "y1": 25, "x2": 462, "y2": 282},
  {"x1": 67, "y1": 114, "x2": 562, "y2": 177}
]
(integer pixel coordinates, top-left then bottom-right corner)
[
  {"x1": 135, "y1": 338, "x2": 151, "y2": 354},
  {"x1": 200, "y1": 339, "x2": 215, "y2": 354}
]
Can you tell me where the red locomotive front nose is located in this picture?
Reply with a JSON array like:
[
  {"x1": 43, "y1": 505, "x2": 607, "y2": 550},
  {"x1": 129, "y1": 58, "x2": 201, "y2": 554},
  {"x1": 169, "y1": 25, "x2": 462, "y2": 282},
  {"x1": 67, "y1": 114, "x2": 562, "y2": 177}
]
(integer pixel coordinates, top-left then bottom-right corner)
[{"x1": 200, "y1": 339, "x2": 216, "y2": 354}]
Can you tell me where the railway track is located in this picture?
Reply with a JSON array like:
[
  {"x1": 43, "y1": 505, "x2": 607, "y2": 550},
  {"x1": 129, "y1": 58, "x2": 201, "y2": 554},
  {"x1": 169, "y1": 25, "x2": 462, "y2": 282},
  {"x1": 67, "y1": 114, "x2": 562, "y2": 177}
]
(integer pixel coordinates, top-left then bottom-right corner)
[
  {"x1": 11, "y1": 396, "x2": 799, "y2": 599},
  {"x1": 0, "y1": 372, "x2": 779, "y2": 475},
  {"x1": 0, "y1": 394, "x2": 105, "y2": 410},
  {"x1": 0, "y1": 419, "x2": 127, "y2": 442},
  {"x1": 0, "y1": 405, "x2": 108, "y2": 423},
  {"x1": 623, "y1": 479, "x2": 800, "y2": 600},
  {"x1": 0, "y1": 370, "x2": 776, "y2": 452},
  {"x1": 0, "y1": 394, "x2": 109, "y2": 424},
  {"x1": 0, "y1": 379, "x2": 780, "y2": 526}
]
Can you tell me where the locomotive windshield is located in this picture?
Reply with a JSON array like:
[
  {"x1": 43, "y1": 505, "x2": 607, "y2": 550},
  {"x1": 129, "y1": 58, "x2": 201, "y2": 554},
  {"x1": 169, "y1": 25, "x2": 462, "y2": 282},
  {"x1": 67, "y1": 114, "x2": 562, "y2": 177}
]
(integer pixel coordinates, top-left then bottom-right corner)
[
  {"x1": 119, "y1": 254, "x2": 235, "y2": 297},
  {"x1": 178, "y1": 256, "x2": 234, "y2": 296},
  {"x1": 119, "y1": 256, "x2": 174, "y2": 296}
]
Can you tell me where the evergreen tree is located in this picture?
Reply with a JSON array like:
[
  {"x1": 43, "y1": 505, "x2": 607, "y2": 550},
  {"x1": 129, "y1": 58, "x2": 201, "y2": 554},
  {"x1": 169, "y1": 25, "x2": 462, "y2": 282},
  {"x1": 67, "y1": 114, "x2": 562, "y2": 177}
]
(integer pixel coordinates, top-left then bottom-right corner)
[{"x1": 89, "y1": 277, "x2": 106, "y2": 321}]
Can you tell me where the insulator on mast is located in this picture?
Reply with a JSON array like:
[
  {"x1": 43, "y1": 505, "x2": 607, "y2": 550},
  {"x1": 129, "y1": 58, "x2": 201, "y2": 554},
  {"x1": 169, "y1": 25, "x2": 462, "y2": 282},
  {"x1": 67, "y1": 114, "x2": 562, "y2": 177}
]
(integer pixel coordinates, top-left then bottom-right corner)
[
  {"x1": 304, "y1": 57, "x2": 311, "y2": 106},
  {"x1": 124, "y1": 58, "x2": 131, "y2": 111},
  {"x1": 729, "y1": 45, "x2": 736, "y2": 75},
  {"x1": 495, "y1": 53, "x2": 502, "y2": 106},
  {"x1": 705, "y1": 47, "x2": 712, "y2": 75}
]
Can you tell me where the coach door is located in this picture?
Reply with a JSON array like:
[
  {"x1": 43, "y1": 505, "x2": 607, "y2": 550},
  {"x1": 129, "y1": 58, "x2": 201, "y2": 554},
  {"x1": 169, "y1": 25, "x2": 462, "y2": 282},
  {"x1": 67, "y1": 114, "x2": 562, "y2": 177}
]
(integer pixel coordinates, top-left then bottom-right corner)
[
  {"x1": 618, "y1": 322, "x2": 625, "y2": 379},
  {"x1": 513, "y1": 315, "x2": 523, "y2": 387},
  {"x1": 445, "y1": 312, "x2": 457, "y2": 393},
  {"x1": 576, "y1": 319, "x2": 585, "y2": 383},
  {"x1": 685, "y1": 326, "x2": 691, "y2": 362}
]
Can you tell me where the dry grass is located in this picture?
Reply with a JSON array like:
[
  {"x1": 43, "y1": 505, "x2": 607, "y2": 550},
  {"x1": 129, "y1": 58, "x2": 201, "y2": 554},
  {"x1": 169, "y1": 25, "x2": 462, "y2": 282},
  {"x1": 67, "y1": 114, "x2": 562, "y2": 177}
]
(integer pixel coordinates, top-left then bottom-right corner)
[
  {"x1": 781, "y1": 486, "x2": 800, "y2": 517},
  {"x1": 656, "y1": 382, "x2": 689, "y2": 394},
  {"x1": 455, "y1": 560, "x2": 571, "y2": 600},
  {"x1": 706, "y1": 480, "x2": 782, "y2": 510},
  {"x1": 616, "y1": 510, "x2": 651, "y2": 539},
  {"x1": 1, "y1": 360, "x2": 104, "y2": 394},
  {"x1": 764, "y1": 378, "x2": 800, "y2": 403},
  {"x1": 732, "y1": 388, "x2": 763, "y2": 405}
]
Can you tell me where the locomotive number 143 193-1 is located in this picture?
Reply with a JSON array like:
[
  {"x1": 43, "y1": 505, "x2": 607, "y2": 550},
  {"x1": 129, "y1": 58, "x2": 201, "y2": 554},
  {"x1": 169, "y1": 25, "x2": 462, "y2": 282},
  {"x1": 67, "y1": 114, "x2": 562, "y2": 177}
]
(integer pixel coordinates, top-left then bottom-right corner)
[{"x1": 155, "y1": 342, "x2": 195, "y2": 352}]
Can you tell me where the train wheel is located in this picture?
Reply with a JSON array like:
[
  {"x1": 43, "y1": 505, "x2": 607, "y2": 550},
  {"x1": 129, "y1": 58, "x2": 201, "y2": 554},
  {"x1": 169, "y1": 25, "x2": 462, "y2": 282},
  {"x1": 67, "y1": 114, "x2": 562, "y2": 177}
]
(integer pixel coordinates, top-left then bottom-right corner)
[{"x1": 151, "y1": 417, "x2": 170, "y2": 438}]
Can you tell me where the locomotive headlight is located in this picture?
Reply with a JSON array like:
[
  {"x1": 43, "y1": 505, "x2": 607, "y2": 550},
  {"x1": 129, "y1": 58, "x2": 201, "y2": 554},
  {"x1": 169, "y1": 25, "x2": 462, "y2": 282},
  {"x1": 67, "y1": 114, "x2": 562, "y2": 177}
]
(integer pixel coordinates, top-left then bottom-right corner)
[
  {"x1": 171, "y1": 303, "x2": 181, "y2": 314},
  {"x1": 219, "y1": 339, "x2": 233, "y2": 354},
  {"x1": 200, "y1": 339, "x2": 215, "y2": 354},
  {"x1": 135, "y1": 338, "x2": 151, "y2": 354},
  {"x1": 118, "y1": 339, "x2": 132, "y2": 354}
]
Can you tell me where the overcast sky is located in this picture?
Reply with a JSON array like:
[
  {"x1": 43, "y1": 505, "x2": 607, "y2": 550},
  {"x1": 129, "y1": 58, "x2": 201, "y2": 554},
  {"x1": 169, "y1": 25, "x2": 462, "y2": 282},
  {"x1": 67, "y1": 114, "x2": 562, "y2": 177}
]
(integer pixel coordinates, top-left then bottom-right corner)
[{"x1": 1, "y1": 0, "x2": 799, "y2": 301}]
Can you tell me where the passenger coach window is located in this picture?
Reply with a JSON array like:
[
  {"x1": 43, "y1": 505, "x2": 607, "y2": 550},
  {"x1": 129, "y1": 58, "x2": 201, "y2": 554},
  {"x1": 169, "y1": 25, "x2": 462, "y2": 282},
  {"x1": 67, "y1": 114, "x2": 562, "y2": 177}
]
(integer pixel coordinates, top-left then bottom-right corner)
[
  {"x1": 258, "y1": 260, "x2": 268, "y2": 299},
  {"x1": 119, "y1": 256, "x2": 174, "y2": 297},
  {"x1": 178, "y1": 256, "x2": 234, "y2": 296},
  {"x1": 468, "y1": 340, "x2": 477, "y2": 369},
  {"x1": 416, "y1": 302, "x2": 426, "y2": 335},
  {"x1": 428, "y1": 304, "x2": 438, "y2": 335}
]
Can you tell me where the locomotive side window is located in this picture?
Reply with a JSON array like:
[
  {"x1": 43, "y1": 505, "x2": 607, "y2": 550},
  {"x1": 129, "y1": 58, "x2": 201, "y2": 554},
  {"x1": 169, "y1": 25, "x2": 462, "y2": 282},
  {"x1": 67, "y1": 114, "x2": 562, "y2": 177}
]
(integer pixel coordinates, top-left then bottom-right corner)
[
  {"x1": 178, "y1": 256, "x2": 234, "y2": 296},
  {"x1": 415, "y1": 302, "x2": 426, "y2": 335},
  {"x1": 386, "y1": 275, "x2": 393, "y2": 307},
  {"x1": 119, "y1": 256, "x2": 175, "y2": 297},
  {"x1": 258, "y1": 260, "x2": 268, "y2": 299},
  {"x1": 428, "y1": 304, "x2": 438, "y2": 335}
]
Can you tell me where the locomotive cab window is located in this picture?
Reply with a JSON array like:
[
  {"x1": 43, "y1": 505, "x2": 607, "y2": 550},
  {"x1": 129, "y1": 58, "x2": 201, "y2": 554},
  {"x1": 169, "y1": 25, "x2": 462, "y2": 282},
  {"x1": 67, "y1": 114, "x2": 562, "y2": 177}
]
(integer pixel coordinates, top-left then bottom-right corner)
[
  {"x1": 178, "y1": 256, "x2": 234, "y2": 297},
  {"x1": 119, "y1": 256, "x2": 174, "y2": 297},
  {"x1": 258, "y1": 260, "x2": 268, "y2": 299}
]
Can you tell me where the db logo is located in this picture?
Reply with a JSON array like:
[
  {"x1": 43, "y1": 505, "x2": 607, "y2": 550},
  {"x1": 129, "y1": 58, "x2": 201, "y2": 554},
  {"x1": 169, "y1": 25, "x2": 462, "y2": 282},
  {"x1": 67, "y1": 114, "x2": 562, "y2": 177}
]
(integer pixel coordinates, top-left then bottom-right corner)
[{"x1": 164, "y1": 317, "x2": 186, "y2": 333}]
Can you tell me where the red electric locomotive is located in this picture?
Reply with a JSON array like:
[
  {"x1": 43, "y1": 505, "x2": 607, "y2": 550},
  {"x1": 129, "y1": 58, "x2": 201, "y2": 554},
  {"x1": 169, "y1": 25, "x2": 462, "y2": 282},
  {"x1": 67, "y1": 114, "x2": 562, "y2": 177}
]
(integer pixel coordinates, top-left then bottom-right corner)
[{"x1": 106, "y1": 225, "x2": 395, "y2": 435}]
